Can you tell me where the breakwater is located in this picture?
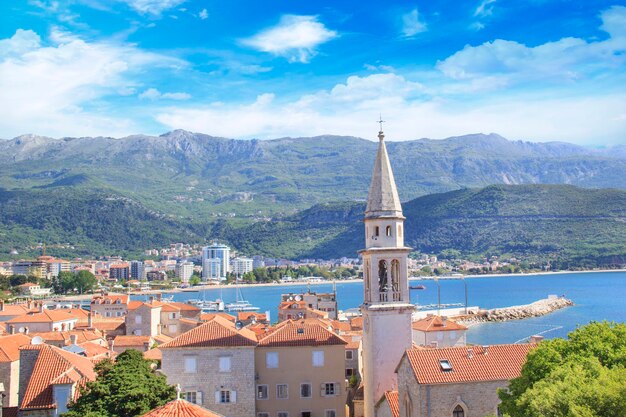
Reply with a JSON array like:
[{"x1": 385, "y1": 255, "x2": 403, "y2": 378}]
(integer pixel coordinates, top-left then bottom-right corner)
[{"x1": 456, "y1": 297, "x2": 574, "y2": 324}]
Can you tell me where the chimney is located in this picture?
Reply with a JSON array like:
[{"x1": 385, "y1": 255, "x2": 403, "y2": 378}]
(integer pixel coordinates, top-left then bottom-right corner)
[
  {"x1": 0, "y1": 300, "x2": 4, "y2": 311},
  {"x1": 149, "y1": 296, "x2": 154, "y2": 304},
  {"x1": 88, "y1": 312, "x2": 94, "y2": 329},
  {"x1": 467, "y1": 348, "x2": 473, "y2": 359},
  {"x1": 9, "y1": 325, "x2": 15, "y2": 334},
  {"x1": 429, "y1": 341, "x2": 438, "y2": 348},
  {"x1": 70, "y1": 334, "x2": 78, "y2": 345},
  {"x1": 38, "y1": 302, "x2": 44, "y2": 313},
  {"x1": 24, "y1": 327, "x2": 29, "y2": 335},
  {"x1": 108, "y1": 338, "x2": 115, "y2": 351},
  {"x1": 441, "y1": 316, "x2": 447, "y2": 327},
  {"x1": 530, "y1": 335, "x2": 544, "y2": 344},
  {"x1": 157, "y1": 293, "x2": 162, "y2": 302},
  {"x1": 483, "y1": 345, "x2": 489, "y2": 355}
]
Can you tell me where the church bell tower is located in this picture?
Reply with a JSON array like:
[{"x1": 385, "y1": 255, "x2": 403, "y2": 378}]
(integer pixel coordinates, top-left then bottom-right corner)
[{"x1": 360, "y1": 125, "x2": 414, "y2": 417}]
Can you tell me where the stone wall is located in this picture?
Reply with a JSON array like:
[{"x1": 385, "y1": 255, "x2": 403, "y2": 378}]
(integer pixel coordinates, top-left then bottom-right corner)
[{"x1": 161, "y1": 346, "x2": 256, "y2": 417}]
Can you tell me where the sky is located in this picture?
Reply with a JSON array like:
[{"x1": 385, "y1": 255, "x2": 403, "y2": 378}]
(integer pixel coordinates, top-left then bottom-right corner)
[{"x1": 0, "y1": 0, "x2": 625, "y2": 145}]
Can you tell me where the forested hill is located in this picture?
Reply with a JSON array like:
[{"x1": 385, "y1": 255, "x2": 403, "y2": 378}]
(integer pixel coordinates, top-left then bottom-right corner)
[
  {"x1": 2, "y1": 184, "x2": 624, "y2": 267},
  {"x1": 223, "y1": 184, "x2": 626, "y2": 266},
  {"x1": 1, "y1": 131, "x2": 625, "y2": 219}
]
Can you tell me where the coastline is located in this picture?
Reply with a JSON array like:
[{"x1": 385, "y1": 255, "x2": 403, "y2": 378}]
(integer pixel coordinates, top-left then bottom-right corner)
[{"x1": 55, "y1": 268, "x2": 626, "y2": 301}]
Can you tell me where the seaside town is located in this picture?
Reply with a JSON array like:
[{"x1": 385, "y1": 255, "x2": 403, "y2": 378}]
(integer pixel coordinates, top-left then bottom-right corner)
[{"x1": 0, "y1": 128, "x2": 617, "y2": 417}]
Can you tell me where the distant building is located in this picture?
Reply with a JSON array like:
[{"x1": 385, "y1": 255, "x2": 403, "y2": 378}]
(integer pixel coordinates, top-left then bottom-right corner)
[
  {"x1": 231, "y1": 258, "x2": 253, "y2": 276},
  {"x1": 252, "y1": 256, "x2": 265, "y2": 269},
  {"x1": 16, "y1": 283, "x2": 51, "y2": 297},
  {"x1": 202, "y1": 258, "x2": 222, "y2": 282},
  {"x1": 90, "y1": 294, "x2": 129, "y2": 318},
  {"x1": 281, "y1": 291, "x2": 339, "y2": 320},
  {"x1": 130, "y1": 261, "x2": 144, "y2": 280},
  {"x1": 175, "y1": 261, "x2": 194, "y2": 283},
  {"x1": 109, "y1": 263, "x2": 130, "y2": 281},
  {"x1": 202, "y1": 244, "x2": 230, "y2": 281}
]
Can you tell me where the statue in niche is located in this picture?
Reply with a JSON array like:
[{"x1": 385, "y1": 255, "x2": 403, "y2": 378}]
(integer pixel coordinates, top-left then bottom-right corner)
[
  {"x1": 391, "y1": 260, "x2": 400, "y2": 292},
  {"x1": 378, "y1": 260, "x2": 388, "y2": 292}
]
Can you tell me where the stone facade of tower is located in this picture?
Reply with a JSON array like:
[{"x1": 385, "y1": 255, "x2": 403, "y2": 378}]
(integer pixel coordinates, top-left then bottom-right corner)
[{"x1": 360, "y1": 129, "x2": 414, "y2": 417}]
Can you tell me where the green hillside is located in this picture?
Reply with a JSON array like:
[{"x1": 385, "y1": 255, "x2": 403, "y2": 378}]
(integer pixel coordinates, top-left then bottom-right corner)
[{"x1": 1, "y1": 184, "x2": 625, "y2": 267}]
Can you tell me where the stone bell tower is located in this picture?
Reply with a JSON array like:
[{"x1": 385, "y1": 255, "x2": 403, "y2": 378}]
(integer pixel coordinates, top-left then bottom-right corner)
[{"x1": 360, "y1": 125, "x2": 414, "y2": 417}]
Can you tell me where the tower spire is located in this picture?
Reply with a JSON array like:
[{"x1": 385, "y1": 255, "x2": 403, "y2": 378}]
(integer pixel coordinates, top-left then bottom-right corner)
[{"x1": 365, "y1": 118, "x2": 403, "y2": 219}]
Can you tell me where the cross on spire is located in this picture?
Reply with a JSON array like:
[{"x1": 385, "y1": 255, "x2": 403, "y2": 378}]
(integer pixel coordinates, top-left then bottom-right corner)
[{"x1": 377, "y1": 115, "x2": 385, "y2": 132}]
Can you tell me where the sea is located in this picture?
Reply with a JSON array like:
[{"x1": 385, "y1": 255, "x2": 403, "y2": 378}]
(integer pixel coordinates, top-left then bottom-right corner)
[{"x1": 151, "y1": 271, "x2": 626, "y2": 345}]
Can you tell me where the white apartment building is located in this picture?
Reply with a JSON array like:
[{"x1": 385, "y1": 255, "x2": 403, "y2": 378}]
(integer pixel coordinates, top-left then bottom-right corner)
[
  {"x1": 231, "y1": 257, "x2": 253, "y2": 276},
  {"x1": 202, "y1": 243, "x2": 230, "y2": 281},
  {"x1": 176, "y1": 261, "x2": 195, "y2": 283}
]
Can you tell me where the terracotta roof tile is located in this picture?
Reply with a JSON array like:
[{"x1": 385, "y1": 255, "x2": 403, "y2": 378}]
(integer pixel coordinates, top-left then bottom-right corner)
[
  {"x1": 0, "y1": 334, "x2": 32, "y2": 362},
  {"x1": 258, "y1": 319, "x2": 347, "y2": 347},
  {"x1": 144, "y1": 348, "x2": 162, "y2": 361},
  {"x1": 160, "y1": 316, "x2": 257, "y2": 349},
  {"x1": 141, "y1": 398, "x2": 223, "y2": 417},
  {"x1": 127, "y1": 300, "x2": 145, "y2": 310},
  {"x1": 385, "y1": 391, "x2": 399, "y2": 417},
  {"x1": 405, "y1": 344, "x2": 535, "y2": 384},
  {"x1": 200, "y1": 312, "x2": 235, "y2": 322},
  {"x1": 0, "y1": 304, "x2": 34, "y2": 317},
  {"x1": 411, "y1": 316, "x2": 468, "y2": 332},
  {"x1": 160, "y1": 302, "x2": 200, "y2": 312},
  {"x1": 113, "y1": 335, "x2": 153, "y2": 347},
  {"x1": 349, "y1": 317, "x2": 363, "y2": 330},
  {"x1": 91, "y1": 294, "x2": 129, "y2": 305},
  {"x1": 7, "y1": 310, "x2": 80, "y2": 324},
  {"x1": 20, "y1": 344, "x2": 96, "y2": 410},
  {"x1": 237, "y1": 312, "x2": 267, "y2": 321},
  {"x1": 31, "y1": 330, "x2": 103, "y2": 345}
]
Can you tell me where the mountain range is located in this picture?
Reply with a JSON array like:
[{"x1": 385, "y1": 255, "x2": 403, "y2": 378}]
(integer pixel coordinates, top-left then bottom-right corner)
[{"x1": 0, "y1": 131, "x2": 625, "y2": 264}]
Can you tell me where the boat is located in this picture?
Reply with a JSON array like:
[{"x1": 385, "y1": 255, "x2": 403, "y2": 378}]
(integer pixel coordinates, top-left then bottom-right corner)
[
  {"x1": 225, "y1": 283, "x2": 260, "y2": 312},
  {"x1": 410, "y1": 284, "x2": 426, "y2": 290}
]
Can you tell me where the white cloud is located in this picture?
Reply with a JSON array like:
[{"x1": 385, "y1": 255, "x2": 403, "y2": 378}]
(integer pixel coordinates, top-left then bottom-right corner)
[
  {"x1": 241, "y1": 15, "x2": 337, "y2": 63},
  {"x1": 0, "y1": 29, "x2": 185, "y2": 137},
  {"x1": 139, "y1": 88, "x2": 191, "y2": 100},
  {"x1": 119, "y1": 0, "x2": 186, "y2": 15},
  {"x1": 474, "y1": 0, "x2": 496, "y2": 17},
  {"x1": 437, "y1": 6, "x2": 626, "y2": 85},
  {"x1": 401, "y1": 9, "x2": 427, "y2": 38},
  {"x1": 199, "y1": 8, "x2": 208, "y2": 20}
]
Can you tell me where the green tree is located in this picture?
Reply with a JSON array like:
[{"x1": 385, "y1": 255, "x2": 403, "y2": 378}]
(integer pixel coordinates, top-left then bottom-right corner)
[
  {"x1": 63, "y1": 349, "x2": 176, "y2": 417},
  {"x1": 189, "y1": 275, "x2": 201, "y2": 286},
  {"x1": 498, "y1": 321, "x2": 626, "y2": 417}
]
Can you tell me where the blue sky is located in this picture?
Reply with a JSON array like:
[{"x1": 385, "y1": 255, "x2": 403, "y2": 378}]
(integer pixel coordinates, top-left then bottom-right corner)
[{"x1": 0, "y1": 0, "x2": 625, "y2": 145}]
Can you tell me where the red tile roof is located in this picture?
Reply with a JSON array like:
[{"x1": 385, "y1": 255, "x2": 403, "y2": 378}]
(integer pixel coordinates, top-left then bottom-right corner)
[
  {"x1": 113, "y1": 335, "x2": 153, "y2": 347},
  {"x1": 411, "y1": 316, "x2": 468, "y2": 332},
  {"x1": 141, "y1": 399, "x2": 223, "y2": 417},
  {"x1": 20, "y1": 343, "x2": 96, "y2": 410},
  {"x1": 278, "y1": 300, "x2": 307, "y2": 310},
  {"x1": 7, "y1": 309, "x2": 80, "y2": 324},
  {"x1": 161, "y1": 302, "x2": 201, "y2": 313},
  {"x1": 0, "y1": 304, "x2": 36, "y2": 317},
  {"x1": 258, "y1": 319, "x2": 347, "y2": 348},
  {"x1": 160, "y1": 316, "x2": 257, "y2": 349},
  {"x1": 144, "y1": 348, "x2": 162, "y2": 361},
  {"x1": 30, "y1": 329, "x2": 104, "y2": 345},
  {"x1": 349, "y1": 317, "x2": 363, "y2": 330},
  {"x1": 91, "y1": 294, "x2": 129, "y2": 305},
  {"x1": 237, "y1": 312, "x2": 267, "y2": 321},
  {"x1": 404, "y1": 344, "x2": 535, "y2": 384},
  {"x1": 384, "y1": 391, "x2": 399, "y2": 417},
  {"x1": 200, "y1": 312, "x2": 235, "y2": 322},
  {"x1": 0, "y1": 334, "x2": 32, "y2": 362}
]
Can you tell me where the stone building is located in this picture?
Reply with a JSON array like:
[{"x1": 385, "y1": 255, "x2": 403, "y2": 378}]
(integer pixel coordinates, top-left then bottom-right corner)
[
  {"x1": 361, "y1": 128, "x2": 414, "y2": 417},
  {"x1": 17, "y1": 342, "x2": 96, "y2": 416},
  {"x1": 411, "y1": 316, "x2": 467, "y2": 348},
  {"x1": 7, "y1": 309, "x2": 79, "y2": 333},
  {"x1": 391, "y1": 344, "x2": 535, "y2": 417},
  {"x1": 126, "y1": 300, "x2": 162, "y2": 336},
  {"x1": 160, "y1": 315, "x2": 258, "y2": 417},
  {"x1": 0, "y1": 333, "x2": 32, "y2": 407},
  {"x1": 255, "y1": 318, "x2": 348, "y2": 417},
  {"x1": 159, "y1": 302, "x2": 201, "y2": 337}
]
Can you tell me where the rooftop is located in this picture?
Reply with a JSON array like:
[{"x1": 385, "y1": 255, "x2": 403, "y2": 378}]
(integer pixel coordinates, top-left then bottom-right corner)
[
  {"x1": 0, "y1": 333, "x2": 32, "y2": 362},
  {"x1": 411, "y1": 316, "x2": 468, "y2": 332},
  {"x1": 404, "y1": 344, "x2": 535, "y2": 384},
  {"x1": 258, "y1": 318, "x2": 347, "y2": 348},
  {"x1": 160, "y1": 316, "x2": 257, "y2": 349},
  {"x1": 141, "y1": 398, "x2": 223, "y2": 417}
]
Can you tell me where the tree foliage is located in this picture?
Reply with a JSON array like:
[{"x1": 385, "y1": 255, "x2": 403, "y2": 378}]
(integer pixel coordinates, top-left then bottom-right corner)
[
  {"x1": 62, "y1": 349, "x2": 176, "y2": 417},
  {"x1": 54, "y1": 270, "x2": 98, "y2": 294},
  {"x1": 498, "y1": 321, "x2": 626, "y2": 417}
]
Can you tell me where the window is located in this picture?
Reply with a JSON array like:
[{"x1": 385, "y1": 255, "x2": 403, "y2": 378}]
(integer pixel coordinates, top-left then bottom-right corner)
[
  {"x1": 312, "y1": 350, "x2": 324, "y2": 367},
  {"x1": 116, "y1": 311, "x2": 123, "y2": 317},
  {"x1": 258, "y1": 413, "x2": 270, "y2": 417},
  {"x1": 453, "y1": 405, "x2": 464, "y2": 417},
  {"x1": 374, "y1": 226, "x2": 379, "y2": 237},
  {"x1": 217, "y1": 390, "x2": 235, "y2": 404},
  {"x1": 135, "y1": 315, "x2": 142, "y2": 324},
  {"x1": 105, "y1": 312, "x2": 111, "y2": 318},
  {"x1": 386, "y1": 225, "x2": 392, "y2": 236},
  {"x1": 346, "y1": 368, "x2": 354, "y2": 378},
  {"x1": 326, "y1": 410, "x2": 337, "y2": 417},
  {"x1": 322, "y1": 383, "x2": 338, "y2": 396},
  {"x1": 219, "y1": 356, "x2": 231, "y2": 372},
  {"x1": 439, "y1": 360, "x2": 452, "y2": 371},
  {"x1": 182, "y1": 391, "x2": 202, "y2": 405},
  {"x1": 300, "y1": 383, "x2": 312, "y2": 398},
  {"x1": 257, "y1": 385, "x2": 268, "y2": 400},
  {"x1": 345, "y1": 350, "x2": 353, "y2": 360},
  {"x1": 276, "y1": 384, "x2": 288, "y2": 399},
  {"x1": 301, "y1": 412, "x2": 312, "y2": 417},
  {"x1": 278, "y1": 412, "x2": 289, "y2": 417},
  {"x1": 184, "y1": 356, "x2": 197, "y2": 373},
  {"x1": 266, "y1": 352, "x2": 279, "y2": 368},
  {"x1": 169, "y1": 312, "x2": 176, "y2": 319}
]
